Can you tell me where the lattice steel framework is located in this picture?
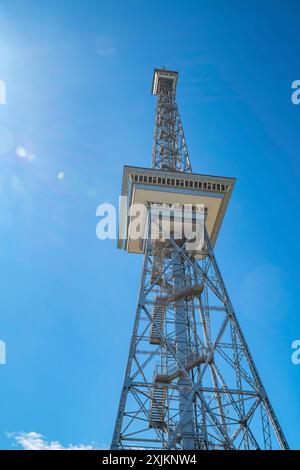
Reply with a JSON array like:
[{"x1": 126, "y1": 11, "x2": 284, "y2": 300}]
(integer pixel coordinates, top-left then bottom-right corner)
[
  {"x1": 151, "y1": 72, "x2": 191, "y2": 173},
  {"x1": 110, "y1": 69, "x2": 288, "y2": 450}
]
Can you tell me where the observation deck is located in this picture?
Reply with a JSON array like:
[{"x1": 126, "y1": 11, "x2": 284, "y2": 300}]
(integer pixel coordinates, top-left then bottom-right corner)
[{"x1": 118, "y1": 165, "x2": 235, "y2": 256}]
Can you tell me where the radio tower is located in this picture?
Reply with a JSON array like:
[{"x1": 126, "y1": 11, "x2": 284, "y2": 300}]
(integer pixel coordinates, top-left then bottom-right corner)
[{"x1": 111, "y1": 69, "x2": 288, "y2": 450}]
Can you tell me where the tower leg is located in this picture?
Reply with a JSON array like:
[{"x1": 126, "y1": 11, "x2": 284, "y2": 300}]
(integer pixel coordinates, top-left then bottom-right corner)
[{"x1": 172, "y1": 251, "x2": 195, "y2": 449}]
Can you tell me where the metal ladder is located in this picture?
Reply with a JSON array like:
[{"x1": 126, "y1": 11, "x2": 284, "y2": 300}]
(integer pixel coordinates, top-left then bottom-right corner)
[
  {"x1": 149, "y1": 386, "x2": 167, "y2": 429},
  {"x1": 149, "y1": 301, "x2": 165, "y2": 345}
]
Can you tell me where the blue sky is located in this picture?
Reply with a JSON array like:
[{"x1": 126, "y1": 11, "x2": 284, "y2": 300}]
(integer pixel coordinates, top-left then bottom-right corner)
[{"x1": 0, "y1": 0, "x2": 299, "y2": 449}]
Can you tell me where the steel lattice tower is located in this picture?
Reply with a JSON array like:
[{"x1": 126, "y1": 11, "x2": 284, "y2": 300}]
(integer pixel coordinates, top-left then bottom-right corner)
[{"x1": 111, "y1": 69, "x2": 289, "y2": 450}]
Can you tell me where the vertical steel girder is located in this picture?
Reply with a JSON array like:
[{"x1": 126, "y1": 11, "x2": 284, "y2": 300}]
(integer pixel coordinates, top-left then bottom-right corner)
[{"x1": 110, "y1": 73, "x2": 289, "y2": 450}]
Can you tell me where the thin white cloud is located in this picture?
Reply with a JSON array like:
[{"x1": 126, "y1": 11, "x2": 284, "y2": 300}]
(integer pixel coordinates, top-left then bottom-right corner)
[
  {"x1": 97, "y1": 46, "x2": 116, "y2": 56},
  {"x1": 95, "y1": 36, "x2": 116, "y2": 57},
  {"x1": 6, "y1": 432, "x2": 107, "y2": 450}
]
